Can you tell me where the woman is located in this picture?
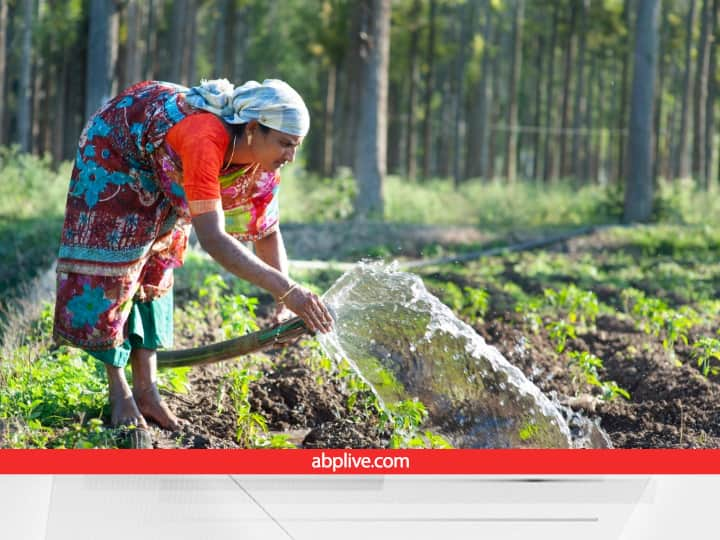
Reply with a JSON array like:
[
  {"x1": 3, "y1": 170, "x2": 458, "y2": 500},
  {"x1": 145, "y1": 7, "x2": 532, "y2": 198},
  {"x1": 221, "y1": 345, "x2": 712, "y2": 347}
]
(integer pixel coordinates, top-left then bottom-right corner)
[{"x1": 53, "y1": 78, "x2": 334, "y2": 437}]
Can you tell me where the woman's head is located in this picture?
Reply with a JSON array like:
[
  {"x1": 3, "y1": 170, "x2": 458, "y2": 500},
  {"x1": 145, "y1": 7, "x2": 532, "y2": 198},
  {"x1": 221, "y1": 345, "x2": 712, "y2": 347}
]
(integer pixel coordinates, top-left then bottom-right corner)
[
  {"x1": 231, "y1": 121, "x2": 302, "y2": 172},
  {"x1": 185, "y1": 78, "x2": 310, "y2": 136},
  {"x1": 185, "y1": 78, "x2": 309, "y2": 172}
]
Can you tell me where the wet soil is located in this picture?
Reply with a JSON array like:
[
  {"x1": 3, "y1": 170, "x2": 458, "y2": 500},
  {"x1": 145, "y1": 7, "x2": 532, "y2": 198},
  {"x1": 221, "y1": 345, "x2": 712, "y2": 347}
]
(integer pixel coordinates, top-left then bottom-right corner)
[{"x1": 143, "y1": 226, "x2": 720, "y2": 449}]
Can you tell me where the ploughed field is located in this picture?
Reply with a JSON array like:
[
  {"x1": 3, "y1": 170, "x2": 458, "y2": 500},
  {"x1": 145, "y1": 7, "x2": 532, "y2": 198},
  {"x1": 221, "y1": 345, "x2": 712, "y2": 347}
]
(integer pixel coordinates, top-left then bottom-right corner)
[{"x1": 2, "y1": 225, "x2": 720, "y2": 449}]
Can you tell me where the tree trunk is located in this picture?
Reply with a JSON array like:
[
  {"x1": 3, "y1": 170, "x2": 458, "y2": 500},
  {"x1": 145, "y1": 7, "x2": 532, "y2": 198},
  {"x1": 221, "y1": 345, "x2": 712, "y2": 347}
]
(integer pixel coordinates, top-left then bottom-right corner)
[
  {"x1": 387, "y1": 80, "x2": 402, "y2": 173},
  {"x1": 144, "y1": 0, "x2": 159, "y2": 79},
  {"x1": 453, "y1": 0, "x2": 474, "y2": 187},
  {"x1": 0, "y1": 0, "x2": 7, "y2": 146},
  {"x1": 124, "y1": 0, "x2": 142, "y2": 86},
  {"x1": 338, "y1": 2, "x2": 364, "y2": 169},
  {"x1": 595, "y1": 58, "x2": 607, "y2": 184},
  {"x1": 53, "y1": 40, "x2": 69, "y2": 163},
  {"x1": 185, "y1": 0, "x2": 197, "y2": 85},
  {"x1": 86, "y1": 0, "x2": 118, "y2": 119},
  {"x1": 421, "y1": 0, "x2": 437, "y2": 179},
  {"x1": 583, "y1": 54, "x2": 596, "y2": 183},
  {"x1": 31, "y1": 0, "x2": 46, "y2": 155},
  {"x1": 542, "y1": 4, "x2": 559, "y2": 183},
  {"x1": 167, "y1": 0, "x2": 187, "y2": 82},
  {"x1": 322, "y1": 63, "x2": 337, "y2": 177},
  {"x1": 693, "y1": 0, "x2": 712, "y2": 187},
  {"x1": 674, "y1": 0, "x2": 696, "y2": 180},
  {"x1": 353, "y1": 0, "x2": 391, "y2": 219},
  {"x1": 405, "y1": 0, "x2": 421, "y2": 182},
  {"x1": 532, "y1": 34, "x2": 545, "y2": 181},
  {"x1": 571, "y1": 0, "x2": 588, "y2": 183},
  {"x1": 703, "y1": 0, "x2": 718, "y2": 186},
  {"x1": 473, "y1": 3, "x2": 493, "y2": 180},
  {"x1": 504, "y1": 0, "x2": 524, "y2": 184},
  {"x1": 18, "y1": 0, "x2": 33, "y2": 152},
  {"x1": 558, "y1": 2, "x2": 577, "y2": 179},
  {"x1": 652, "y1": 9, "x2": 667, "y2": 184},
  {"x1": 624, "y1": 0, "x2": 660, "y2": 223},
  {"x1": 617, "y1": 0, "x2": 633, "y2": 183},
  {"x1": 214, "y1": 0, "x2": 230, "y2": 76}
]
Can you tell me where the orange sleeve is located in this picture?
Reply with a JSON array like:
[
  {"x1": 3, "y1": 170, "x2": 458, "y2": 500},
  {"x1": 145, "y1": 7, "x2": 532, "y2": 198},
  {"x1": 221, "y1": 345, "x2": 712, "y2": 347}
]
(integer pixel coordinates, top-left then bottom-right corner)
[{"x1": 166, "y1": 113, "x2": 229, "y2": 215}]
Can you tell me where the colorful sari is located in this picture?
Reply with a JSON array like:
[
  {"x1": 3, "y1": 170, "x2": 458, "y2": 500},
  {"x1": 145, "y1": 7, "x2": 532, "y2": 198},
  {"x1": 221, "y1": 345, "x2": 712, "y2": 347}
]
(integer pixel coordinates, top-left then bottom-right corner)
[{"x1": 53, "y1": 81, "x2": 280, "y2": 351}]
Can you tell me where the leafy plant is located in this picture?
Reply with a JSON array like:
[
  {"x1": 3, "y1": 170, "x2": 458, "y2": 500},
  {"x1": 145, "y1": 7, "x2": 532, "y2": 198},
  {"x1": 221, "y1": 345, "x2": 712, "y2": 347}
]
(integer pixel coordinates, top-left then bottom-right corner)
[
  {"x1": 691, "y1": 337, "x2": 720, "y2": 377},
  {"x1": 544, "y1": 285, "x2": 599, "y2": 330},
  {"x1": 387, "y1": 399, "x2": 452, "y2": 449},
  {"x1": 218, "y1": 367, "x2": 268, "y2": 448},
  {"x1": 568, "y1": 351, "x2": 629, "y2": 401},
  {"x1": 547, "y1": 320, "x2": 577, "y2": 353}
]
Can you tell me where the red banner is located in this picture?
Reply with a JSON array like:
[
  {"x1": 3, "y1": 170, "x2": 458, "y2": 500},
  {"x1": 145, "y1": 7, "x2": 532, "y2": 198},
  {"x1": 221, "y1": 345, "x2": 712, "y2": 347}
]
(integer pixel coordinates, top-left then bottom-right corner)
[{"x1": 2, "y1": 449, "x2": 720, "y2": 475}]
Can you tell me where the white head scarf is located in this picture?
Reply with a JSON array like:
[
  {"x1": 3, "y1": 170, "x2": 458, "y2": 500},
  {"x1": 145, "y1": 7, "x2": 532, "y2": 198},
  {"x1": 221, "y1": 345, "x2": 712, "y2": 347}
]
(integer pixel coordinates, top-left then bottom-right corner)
[{"x1": 184, "y1": 78, "x2": 310, "y2": 136}]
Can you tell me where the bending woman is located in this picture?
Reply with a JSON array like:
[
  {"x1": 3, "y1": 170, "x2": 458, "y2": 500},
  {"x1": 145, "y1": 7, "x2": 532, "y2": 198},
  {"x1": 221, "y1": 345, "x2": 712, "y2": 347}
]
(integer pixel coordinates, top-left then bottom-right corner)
[{"x1": 53, "y1": 78, "x2": 333, "y2": 435}]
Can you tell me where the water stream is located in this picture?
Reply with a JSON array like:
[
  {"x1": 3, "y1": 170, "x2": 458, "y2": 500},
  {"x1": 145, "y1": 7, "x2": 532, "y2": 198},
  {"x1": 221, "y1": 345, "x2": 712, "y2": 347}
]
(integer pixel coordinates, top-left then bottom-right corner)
[{"x1": 318, "y1": 262, "x2": 610, "y2": 448}]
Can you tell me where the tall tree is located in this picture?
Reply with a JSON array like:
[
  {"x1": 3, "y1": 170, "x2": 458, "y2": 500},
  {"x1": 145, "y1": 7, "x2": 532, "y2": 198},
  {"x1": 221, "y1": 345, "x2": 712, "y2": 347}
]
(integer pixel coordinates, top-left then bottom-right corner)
[
  {"x1": 453, "y1": 0, "x2": 474, "y2": 186},
  {"x1": 421, "y1": 0, "x2": 437, "y2": 179},
  {"x1": 542, "y1": 3, "x2": 559, "y2": 182},
  {"x1": 531, "y1": 33, "x2": 544, "y2": 181},
  {"x1": 693, "y1": 0, "x2": 712, "y2": 187},
  {"x1": 405, "y1": 0, "x2": 421, "y2": 182},
  {"x1": 624, "y1": 0, "x2": 661, "y2": 223},
  {"x1": 354, "y1": 0, "x2": 391, "y2": 218},
  {"x1": 616, "y1": 0, "x2": 633, "y2": 183},
  {"x1": 124, "y1": 0, "x2": 143, "y2": 86},
  {"x1": 558, "y1": 2, "x2": 577, "y2": 179},
  {"x1": 478, "y1": 2, "x2": 494, "y2": 180},
  {"x1": 0, "y1": 0, "x2": 7, "y2": 146},
  {"x1": 18, "y1": 0, "x2": 33, "y2": 152},
  {"x1": 466, "y1": 3, "x2": 493, "y2": 180},
  {"x1": 674, "y1": 0, "x2": 696, "y2": 180},
  {"x1": 85, "y1": 0, "x2": 118, "y2": 119},
  {"x1": 504, "y1": 0, "x2": 524, "y2": 183},
  {"x1": 570, "y1": 0, "x2": 588, "y2": 182},
  {"x1": 703, "y1": 0, "x2": 718, "y2": 185}
]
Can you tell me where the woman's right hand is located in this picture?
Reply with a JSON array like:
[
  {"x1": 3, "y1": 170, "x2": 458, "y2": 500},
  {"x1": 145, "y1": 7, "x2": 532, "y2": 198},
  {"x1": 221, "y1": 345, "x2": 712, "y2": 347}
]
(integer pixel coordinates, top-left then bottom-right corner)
[{"x1": 279, "y1": 284, "x2": 334, "y2": 334}]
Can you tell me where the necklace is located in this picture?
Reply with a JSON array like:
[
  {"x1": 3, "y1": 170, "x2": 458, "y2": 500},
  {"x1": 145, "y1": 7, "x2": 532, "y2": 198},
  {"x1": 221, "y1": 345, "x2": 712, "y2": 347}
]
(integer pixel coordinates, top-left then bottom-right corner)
[{"x1": 223, "y1": 134, "x2": 237, "y2": 169}]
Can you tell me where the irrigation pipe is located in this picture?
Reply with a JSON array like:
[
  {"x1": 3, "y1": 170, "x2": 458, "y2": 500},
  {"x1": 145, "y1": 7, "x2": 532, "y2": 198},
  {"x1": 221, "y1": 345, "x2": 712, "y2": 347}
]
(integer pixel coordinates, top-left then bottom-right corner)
[{"x1": 289, "y1": 224, "x2": 612, "y2": 272}]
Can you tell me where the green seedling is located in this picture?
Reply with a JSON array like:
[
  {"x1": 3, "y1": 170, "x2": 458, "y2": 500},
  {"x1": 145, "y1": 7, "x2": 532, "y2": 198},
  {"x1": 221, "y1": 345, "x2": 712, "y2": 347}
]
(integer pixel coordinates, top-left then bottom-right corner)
[
  {"x1": 568, "y1": 351, "x2": 629, "y2": 401},
  {"x1": 547, "y1": 320, "x2": 577, "y2": 353},
  {"x1": 691, "y1": 337, "x2": 720, "y2": 377}
]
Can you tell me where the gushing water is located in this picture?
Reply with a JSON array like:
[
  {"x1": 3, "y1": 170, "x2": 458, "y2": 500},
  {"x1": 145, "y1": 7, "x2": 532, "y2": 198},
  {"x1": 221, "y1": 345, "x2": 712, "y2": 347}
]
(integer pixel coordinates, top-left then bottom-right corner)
[{"x1": 318, "y1": 262, "x2": 606, "y2": 448}]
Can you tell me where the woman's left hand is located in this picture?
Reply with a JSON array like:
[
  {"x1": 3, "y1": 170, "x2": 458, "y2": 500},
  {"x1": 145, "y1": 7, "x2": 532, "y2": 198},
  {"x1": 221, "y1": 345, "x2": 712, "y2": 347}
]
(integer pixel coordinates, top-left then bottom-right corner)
[{"x1": 272, "y1": 303, "x2": 294, "y2": 325}]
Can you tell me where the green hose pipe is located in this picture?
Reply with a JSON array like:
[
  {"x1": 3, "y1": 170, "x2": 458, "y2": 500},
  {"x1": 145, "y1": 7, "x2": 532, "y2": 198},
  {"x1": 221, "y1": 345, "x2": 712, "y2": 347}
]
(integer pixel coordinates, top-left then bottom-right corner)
[{"x1": 157, "y1": 317, "x2": 310, "y2": 368}]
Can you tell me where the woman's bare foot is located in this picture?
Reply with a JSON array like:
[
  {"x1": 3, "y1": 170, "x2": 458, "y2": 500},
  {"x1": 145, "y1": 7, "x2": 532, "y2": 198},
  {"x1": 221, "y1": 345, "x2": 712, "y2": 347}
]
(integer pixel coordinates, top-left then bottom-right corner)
[
  {"x1": 109, "y1": 391, "x2": 148, "y2": 429},
  {"x1": 133, "y1": 383, "x2": 182, "y2": 431},
  {"x1": 105, "y1": 364, "x2": 148, "y2": 429}
]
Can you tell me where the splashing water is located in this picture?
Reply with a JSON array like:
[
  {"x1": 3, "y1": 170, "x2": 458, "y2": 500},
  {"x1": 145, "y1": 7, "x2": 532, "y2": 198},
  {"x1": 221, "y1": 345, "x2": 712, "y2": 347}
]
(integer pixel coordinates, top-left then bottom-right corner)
[{"x1": 318, "y1": 262, "x2": 609, "y2": 448}]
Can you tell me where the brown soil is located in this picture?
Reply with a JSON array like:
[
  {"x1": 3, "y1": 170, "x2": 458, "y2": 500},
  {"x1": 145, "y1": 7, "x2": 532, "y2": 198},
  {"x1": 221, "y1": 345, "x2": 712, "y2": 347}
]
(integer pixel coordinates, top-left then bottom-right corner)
[{"x1": 141, "y1": 225, "x2": 720, "y2": 449}]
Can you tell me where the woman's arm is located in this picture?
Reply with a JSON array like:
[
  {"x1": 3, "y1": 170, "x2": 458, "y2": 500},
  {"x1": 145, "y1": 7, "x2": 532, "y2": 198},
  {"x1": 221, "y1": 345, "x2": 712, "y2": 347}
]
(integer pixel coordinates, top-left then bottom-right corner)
[
  {"x1": 254, "y1": 228, "x2": 288, "y2": 276},
  {"x1": 192, "y1": 209, "x2": 332, "y2": 333}
]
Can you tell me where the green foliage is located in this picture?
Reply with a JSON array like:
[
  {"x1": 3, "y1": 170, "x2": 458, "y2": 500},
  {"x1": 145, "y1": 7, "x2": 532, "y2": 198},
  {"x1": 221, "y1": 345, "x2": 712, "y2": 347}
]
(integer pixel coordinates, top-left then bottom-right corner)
[
  {"x1": 218, "y1": 367, "x2": 271, "y2": 448},
  {"x1": 387, "y1": 399, "x2": 452, "y2": 449},
  {"x1": 543, "y1": 285, "x2": 599, "y2": 330},
  {"x1": 547, "y1": 320, "x2": 577, "y2": 353},
  {"x1": 157, "y1": 367, "x2": 191, "y2": 395},
  {"x1": 691, "y1": 337, "x2": 720, "y2": 377},
  {"x1": 621, "y1": 288, "x2": 701, "y2": 359},
  {"x1": 435, "y1": 282, "x2": 490, "y2": 322},
  {"x1": 568, "y1": 351, "x2": 630, "y2": 401}
]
